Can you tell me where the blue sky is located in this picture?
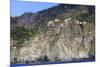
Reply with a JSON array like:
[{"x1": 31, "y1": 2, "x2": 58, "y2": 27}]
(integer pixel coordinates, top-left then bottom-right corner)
[{"x1": 11, "y1": 0, "x2": 58, "y2": 16}]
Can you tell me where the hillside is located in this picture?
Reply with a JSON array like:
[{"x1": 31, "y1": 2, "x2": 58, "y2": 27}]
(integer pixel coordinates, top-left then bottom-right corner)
[{"x1": 10, "y1": 4, "x2": 95, "y2": 64}]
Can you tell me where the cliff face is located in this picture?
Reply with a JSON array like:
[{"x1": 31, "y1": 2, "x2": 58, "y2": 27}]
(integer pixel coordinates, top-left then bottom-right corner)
[{"x1": 10, "y1": 4, "x2": 95, "y2": 64}]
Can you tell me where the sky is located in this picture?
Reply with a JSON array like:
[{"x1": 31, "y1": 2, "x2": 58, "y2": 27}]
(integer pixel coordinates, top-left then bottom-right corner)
[{"x1": 11, "y1": 0, "x2": 58, "y2": 16}]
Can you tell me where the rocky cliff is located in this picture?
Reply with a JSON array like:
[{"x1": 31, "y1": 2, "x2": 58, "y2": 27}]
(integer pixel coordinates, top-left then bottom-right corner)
[{"x1": 10, "y1": 4, "x2": 95, "y2": 64}]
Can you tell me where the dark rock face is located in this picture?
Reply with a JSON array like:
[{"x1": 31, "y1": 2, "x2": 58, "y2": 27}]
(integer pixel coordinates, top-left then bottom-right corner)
[{"x1": 10, "y1": 4, "x2": 95, "y2": 64}]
